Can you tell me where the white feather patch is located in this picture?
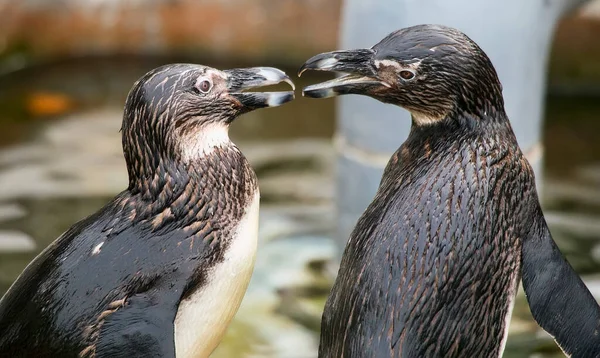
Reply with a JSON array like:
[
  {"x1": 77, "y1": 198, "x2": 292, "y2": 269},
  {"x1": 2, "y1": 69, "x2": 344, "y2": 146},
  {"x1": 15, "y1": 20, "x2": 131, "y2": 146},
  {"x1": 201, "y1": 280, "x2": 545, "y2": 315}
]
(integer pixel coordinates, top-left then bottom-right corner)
[
  {"x1": 180, "y1": 123, "x2": 231, "y2": 162},
  {"x1": 411, "y1": 112, "x2": 443, "y2": 126},
  {"x1": 91, "y1": 242, "x2": 104, "y2": 255}
]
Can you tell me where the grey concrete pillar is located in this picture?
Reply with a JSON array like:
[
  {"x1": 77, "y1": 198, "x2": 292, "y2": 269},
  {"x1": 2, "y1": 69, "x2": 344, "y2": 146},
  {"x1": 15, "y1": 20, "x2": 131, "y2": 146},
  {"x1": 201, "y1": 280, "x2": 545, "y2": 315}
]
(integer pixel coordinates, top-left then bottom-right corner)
[{"x1": 334, "y1": 0, "x2": 589, "y2": 252}]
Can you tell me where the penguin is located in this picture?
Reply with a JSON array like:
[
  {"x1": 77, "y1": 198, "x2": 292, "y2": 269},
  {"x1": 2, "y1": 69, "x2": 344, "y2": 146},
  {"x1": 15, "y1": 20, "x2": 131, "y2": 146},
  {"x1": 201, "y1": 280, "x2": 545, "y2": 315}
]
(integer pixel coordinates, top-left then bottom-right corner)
[
  {"x1": 299, "y1": 24, "x2": 600, "y2": 357},
  {"x1": 0, "y1": 64, "x2": 295, "y2": 357}
]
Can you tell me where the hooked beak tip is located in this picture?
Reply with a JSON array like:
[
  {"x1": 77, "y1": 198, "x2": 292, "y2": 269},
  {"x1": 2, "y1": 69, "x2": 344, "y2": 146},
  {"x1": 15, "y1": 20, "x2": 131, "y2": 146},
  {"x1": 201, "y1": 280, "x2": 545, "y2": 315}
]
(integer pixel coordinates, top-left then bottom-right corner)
[
  {"x1": 285, "y1": 77, "x2": 296, "y2": 91},
  {"x1": 255, "y1": 67, "x2": 295, "y2": 90},
  {"x1": 298, "y1": 55, "x2": 340, "y2": 77}
]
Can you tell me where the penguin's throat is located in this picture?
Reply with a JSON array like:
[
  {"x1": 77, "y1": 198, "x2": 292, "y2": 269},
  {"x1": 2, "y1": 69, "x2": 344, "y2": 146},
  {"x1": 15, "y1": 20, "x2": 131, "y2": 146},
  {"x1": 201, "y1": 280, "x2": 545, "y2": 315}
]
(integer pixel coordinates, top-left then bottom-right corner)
[
  {"x1": 179, "y1": 122, "x2": 232, "y2": 162},
  {"x1": 410, "y1": 111, "x2": 446, "y2": 126}
]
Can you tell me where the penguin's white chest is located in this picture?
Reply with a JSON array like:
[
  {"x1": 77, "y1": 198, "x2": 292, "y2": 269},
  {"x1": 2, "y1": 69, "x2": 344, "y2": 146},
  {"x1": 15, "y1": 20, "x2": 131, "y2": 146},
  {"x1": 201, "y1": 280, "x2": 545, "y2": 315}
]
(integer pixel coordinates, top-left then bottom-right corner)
[{"x1": 174, "y1": 192, "x2": 260, "y2": 358}]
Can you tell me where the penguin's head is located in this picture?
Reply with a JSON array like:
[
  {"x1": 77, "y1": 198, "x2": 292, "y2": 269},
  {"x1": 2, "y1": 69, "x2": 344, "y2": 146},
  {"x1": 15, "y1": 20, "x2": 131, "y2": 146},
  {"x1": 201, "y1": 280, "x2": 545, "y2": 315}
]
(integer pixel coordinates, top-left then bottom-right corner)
[
  {"x1": 299, "y1": 24, "x2": 504, "y2": 125},
  {"x1": 121, "y1": 64, "x2": 294, "y2": 185}
]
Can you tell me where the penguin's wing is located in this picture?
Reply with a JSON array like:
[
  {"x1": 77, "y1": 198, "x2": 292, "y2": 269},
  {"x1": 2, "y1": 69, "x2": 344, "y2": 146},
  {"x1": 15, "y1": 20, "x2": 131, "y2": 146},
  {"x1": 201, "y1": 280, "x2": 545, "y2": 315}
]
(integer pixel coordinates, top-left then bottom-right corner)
[
  {"x1": 521, "y1": 205, "x2": 600, "y2": 357},
  {"x1": 94, "y1": 281, "x2": 181, "y2": 358}
]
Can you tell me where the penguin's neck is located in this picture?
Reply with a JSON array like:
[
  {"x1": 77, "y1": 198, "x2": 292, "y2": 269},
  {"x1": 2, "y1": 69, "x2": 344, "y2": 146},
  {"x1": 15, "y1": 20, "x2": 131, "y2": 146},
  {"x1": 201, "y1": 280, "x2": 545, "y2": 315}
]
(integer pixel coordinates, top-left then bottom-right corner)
[
  {"x1": 179, "y1": 122, "x2": 232, "y2": 162},
  {"x1": 125, "y1": 145, "x2": 257, "y2": 230},
  {"x1": 384, "y1": 111, "x2": 518, "y2": 178},
  {"x1": 408, "y1": 108, "x2": 515, "y2": 148}
]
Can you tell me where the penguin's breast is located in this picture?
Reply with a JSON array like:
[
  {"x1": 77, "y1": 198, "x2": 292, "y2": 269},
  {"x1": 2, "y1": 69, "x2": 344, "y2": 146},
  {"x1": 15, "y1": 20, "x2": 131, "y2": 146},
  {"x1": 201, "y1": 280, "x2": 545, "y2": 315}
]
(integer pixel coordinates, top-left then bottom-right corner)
[{"x1": 174, "y1": 191, "x2": 260, "y2": 358}]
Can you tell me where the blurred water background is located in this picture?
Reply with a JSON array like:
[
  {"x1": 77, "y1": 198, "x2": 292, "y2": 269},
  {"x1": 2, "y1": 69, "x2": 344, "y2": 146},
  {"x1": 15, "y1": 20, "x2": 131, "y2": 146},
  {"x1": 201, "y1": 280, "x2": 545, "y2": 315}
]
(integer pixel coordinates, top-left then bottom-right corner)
[{"x1": 0, "y1": 1, "x2": 599, "y2": 357}]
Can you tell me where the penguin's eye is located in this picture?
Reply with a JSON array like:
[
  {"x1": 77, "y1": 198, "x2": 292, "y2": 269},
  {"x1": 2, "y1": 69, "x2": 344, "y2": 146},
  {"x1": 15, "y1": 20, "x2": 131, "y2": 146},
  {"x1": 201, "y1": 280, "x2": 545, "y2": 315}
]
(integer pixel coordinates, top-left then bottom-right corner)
[
  {"x1": 196, "y1": 78, "x2": 213, "y2": 93},
  {"x1": 399, "y1": 70, "x2": 415, "y2": 81}
]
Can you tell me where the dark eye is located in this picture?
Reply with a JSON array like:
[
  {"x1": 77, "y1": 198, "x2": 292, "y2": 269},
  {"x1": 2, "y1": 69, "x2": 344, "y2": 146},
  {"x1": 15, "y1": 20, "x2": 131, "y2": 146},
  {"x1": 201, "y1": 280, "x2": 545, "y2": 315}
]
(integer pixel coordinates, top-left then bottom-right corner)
[
  {"x1": 196, "y1": 79, "x2": 212, "y2": 93},
  {"x1": 399, "y1": 70, "x2": 415, "y2": 80}
]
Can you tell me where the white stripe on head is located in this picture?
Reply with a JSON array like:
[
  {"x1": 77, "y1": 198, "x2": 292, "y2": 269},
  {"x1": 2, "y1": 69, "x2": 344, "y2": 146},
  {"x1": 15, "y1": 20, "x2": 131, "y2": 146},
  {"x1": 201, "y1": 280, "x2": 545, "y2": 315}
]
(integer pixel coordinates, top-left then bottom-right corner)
[{"x1": 375, "y1": 59, "x2": 422, "y2": 71}]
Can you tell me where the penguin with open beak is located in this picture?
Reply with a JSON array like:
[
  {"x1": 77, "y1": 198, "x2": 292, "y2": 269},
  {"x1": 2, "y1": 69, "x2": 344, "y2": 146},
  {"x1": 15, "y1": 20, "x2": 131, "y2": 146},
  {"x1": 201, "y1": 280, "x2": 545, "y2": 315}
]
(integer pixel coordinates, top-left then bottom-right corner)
[
  {"x1": 0, "y1": 64, "x2": 294, "y2": 357},
  {"x1": 300, "y1": 24, "x2": 600, "y2": 357}
]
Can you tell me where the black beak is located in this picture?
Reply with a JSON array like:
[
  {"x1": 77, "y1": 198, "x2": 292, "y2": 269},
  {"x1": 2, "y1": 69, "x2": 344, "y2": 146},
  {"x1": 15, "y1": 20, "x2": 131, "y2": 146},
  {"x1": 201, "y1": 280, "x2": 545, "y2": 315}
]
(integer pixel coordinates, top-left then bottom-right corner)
[
  {"x1": 224, "y1": 67, "x2": 295, "y2": 111},
  {"x1": 298, "y1": 49, "x2": 389, "y2": 99}
]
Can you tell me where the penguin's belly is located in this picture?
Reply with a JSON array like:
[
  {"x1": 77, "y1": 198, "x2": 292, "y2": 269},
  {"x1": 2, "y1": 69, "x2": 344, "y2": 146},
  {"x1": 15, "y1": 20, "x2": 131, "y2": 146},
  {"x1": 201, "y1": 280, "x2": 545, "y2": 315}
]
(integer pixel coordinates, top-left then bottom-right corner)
[{"x1": 174, "y1": 192, "x2": 260, "y2": 358}]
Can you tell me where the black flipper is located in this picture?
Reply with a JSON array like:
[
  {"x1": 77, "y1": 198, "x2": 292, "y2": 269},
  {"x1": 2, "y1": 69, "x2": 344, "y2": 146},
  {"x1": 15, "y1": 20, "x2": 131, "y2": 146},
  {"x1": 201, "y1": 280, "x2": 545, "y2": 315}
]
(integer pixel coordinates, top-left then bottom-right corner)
[
  {"x1": 522, "y1": 206, "x2": 600, "y2": 357},
  {"x1": 94, "y1": 286, "x2": 180, "y2": 358}
]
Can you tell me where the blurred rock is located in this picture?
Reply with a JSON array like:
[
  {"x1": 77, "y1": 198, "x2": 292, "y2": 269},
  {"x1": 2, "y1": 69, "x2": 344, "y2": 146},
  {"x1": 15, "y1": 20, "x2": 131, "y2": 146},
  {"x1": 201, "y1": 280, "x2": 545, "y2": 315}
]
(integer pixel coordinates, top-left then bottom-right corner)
[
  {"x1": 260, "y1": 173, "x2": 333, "y2": 204},
  {"x1": 577, "y1": 163, "x2": 600, "y2": 184},
  {"x1": 0, "y1": 203, "x2": 27, "y2": 222},
  {"x1": 241, "y1": 140, "x2": 334, "y2": 171},
  {"x1": 242, "y1": 139, "x2": 335, "y2": 205},
  {"x1": 545, "y1": 211, "x2": 600, "y2": 239},
  {"x1": 0, "y1": 231, "x2": 36, "y2": 252},
  {"x1": 250, "y1": 235, "x2": 336, "y2": 295},
  {"x1": 259, "y1": 204, "x2": 333, "y2": 243},
  {"x1": 543, "y1": 179, "x2": 600, "y2": 210},
  {"x1": 277, "y1": 289, "x2": 327, "y2": 333}
]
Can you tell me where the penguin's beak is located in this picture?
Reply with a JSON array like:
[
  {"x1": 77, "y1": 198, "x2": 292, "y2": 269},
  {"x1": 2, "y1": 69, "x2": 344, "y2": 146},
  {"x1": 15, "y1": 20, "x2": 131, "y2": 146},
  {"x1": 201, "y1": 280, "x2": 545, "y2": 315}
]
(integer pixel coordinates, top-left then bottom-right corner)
[
  {"x1": 298, "y1": 49, "x2": 390, "y2": 99},
  {"x1": 224, "y1": 67, "x2": 295, "y2": 111}
]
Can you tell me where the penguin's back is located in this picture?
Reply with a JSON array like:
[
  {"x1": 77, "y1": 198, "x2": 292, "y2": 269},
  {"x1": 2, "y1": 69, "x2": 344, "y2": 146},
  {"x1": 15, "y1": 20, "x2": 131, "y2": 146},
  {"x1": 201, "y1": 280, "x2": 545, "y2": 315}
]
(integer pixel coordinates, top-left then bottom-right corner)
[
  {"x1": 0, "y1": 193, "x2": 187, "y2": 356},
  {"x1": 320, "y1": 131, "x2": 531, "y2": 357}
]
